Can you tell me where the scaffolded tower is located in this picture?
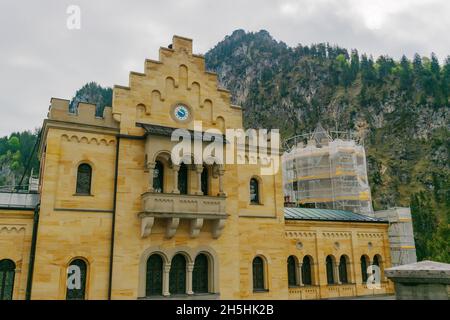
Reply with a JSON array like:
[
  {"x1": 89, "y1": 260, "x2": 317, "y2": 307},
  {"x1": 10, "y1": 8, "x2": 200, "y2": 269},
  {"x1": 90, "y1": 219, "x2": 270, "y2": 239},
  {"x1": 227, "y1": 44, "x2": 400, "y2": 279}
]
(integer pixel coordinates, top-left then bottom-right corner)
[{"x1": 282, "y1": 124, "x2": 373, "y2": 216}]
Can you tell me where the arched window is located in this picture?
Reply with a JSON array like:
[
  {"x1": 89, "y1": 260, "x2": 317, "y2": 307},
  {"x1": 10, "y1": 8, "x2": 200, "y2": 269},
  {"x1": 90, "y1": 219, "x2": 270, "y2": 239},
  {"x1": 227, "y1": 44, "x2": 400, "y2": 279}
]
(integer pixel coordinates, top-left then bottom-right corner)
[
  {"x1": 252, "y1": 256, "x2": 265, "y2": 291},
  {"x1": 373, "y1": 255, "x2": 380, "y2": 267},
  {"x1": 250, "y1": 178, "x2": 260, "y2": 204},
  {"x1": 66, "y1": 259, "x2": 87, "y2": 300},
  {"x1": 193, "y1": 254, "x2": 209, "y2": 294},
  {"x1": 360, "y1": 255, "x2": 369, "y2": 283},
  {"x1": 76, "y1": 163, "x2": 92, "y2": 195},
  {"x1": 0, "y1": 259, "x2": 15, "y2": 300},
  {"x1": 373, "y1": 254, "x2": 383, "y2": 279},
  {"x1": 326, "y1": 255, "x2": 334, "y2": 285},
  {"x1": 201, "y1": 166, "x2": 209, "y2": 195},
  {"x1": 153, "y1": 161, "x2": 164, "y2": 193},
  {"x1": 146, "y1": 254, "x2": 163, "y2": 296},
  {"x1": 287, "y1": 256, "x2": 297, "y2": 287},
  {"x1": 302, "y1": 256, "x2": 313, "y2": 285},
  {"x1": 339, "y1": 256, "x2": 349, "y2": 284},
  {"x1": 169, "y1": 254, "x2": 186, "y2": 294},
  {"x1": 178, "y1": 163, "x2": 188, "y2": 195}
]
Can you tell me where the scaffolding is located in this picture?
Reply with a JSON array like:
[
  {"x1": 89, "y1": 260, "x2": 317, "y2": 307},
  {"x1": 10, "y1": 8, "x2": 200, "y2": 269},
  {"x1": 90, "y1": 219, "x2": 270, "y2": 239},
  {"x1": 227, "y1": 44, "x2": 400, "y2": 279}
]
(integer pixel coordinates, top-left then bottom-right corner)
[{"x1": 282, "y1": 123, "x2": 373, "y2": 216}]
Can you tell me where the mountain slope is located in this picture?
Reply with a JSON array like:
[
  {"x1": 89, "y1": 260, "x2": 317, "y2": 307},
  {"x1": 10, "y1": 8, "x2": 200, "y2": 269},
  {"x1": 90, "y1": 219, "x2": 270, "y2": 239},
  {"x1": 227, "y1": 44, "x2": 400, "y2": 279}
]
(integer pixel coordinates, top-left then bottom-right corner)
[{"x1": 205, "y1": 30, "x2": 450, "y2": 262}]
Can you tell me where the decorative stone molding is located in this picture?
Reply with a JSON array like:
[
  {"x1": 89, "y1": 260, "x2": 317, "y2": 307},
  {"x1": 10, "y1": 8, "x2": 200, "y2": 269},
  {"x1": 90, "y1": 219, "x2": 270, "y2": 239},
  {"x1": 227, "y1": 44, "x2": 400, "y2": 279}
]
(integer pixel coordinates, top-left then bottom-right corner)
[
  {"x1": 322, "y1": 232, "x2": 351, "y2": 238},
  {"x1": 140, "y1": 217, "x2": 155, "y2": 238},
  {"x1": 0, "y1": 225, "x2": 26, "y2": 234},
  {"x1": 165, "y1": 218, "x2": 180, "y2": 239},
  {"x1": 212, "y1": 219, "x2": 226, "y2": 239},
  {"x1": 61, "y1": 134, "x2": 115, "y2": 146},
  {"x1": 285, "y1": 231, "x2": 316, "y2": 238},
  {"x1": 190, "y1": 218, "x2": 204, "y2": 238},
  {"x1": 357, "y1": 232, "x2": 384, "y2": 239}
]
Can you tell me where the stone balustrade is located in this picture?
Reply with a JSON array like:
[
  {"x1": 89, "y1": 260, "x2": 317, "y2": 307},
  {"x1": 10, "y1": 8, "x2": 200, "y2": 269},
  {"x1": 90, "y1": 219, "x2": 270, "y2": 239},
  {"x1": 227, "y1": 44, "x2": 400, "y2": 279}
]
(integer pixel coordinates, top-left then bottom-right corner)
[{"x1": 139, "y1": 192, "x2": 227, "y2": 239}]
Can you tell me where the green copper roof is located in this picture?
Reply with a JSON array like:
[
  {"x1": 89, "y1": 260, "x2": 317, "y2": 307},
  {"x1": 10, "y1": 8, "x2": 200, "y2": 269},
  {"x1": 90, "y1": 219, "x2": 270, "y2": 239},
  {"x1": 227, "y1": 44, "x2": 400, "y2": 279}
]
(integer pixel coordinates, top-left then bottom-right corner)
[{"x1": 284, "y1": 207, "x2": 387, "y2": 223}]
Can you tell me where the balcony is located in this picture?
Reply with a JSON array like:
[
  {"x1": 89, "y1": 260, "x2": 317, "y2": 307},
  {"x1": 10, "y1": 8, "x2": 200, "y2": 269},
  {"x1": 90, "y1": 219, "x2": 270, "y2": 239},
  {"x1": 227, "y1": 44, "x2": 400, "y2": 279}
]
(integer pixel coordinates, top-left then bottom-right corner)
[{"x1": 139, "y1": 192, "x2": 227, "y2": 239}]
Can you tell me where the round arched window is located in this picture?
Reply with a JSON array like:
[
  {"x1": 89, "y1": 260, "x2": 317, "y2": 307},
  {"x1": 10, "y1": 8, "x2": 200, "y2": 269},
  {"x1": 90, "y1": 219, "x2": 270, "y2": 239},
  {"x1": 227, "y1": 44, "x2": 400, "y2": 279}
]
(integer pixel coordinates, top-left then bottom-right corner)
[{"x1": 250, "y1": 178, "x2": 260, "y2": 204}]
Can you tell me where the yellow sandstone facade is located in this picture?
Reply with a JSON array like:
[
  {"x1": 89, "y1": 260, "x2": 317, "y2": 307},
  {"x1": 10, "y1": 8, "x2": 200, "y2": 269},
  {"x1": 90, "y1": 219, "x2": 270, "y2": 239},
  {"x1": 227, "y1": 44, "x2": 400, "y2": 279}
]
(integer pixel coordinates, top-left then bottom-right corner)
[{"x1": 0, "y1": 35, "x2": 393, "y2": 300}]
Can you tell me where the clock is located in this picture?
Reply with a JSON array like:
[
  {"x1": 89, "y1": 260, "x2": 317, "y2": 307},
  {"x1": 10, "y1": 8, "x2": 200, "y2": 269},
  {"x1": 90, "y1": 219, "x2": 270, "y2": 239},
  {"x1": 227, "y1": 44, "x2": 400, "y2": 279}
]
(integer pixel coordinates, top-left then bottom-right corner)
[{"x1": 173, "y1": 104, "x2": 190, "y2": 122}]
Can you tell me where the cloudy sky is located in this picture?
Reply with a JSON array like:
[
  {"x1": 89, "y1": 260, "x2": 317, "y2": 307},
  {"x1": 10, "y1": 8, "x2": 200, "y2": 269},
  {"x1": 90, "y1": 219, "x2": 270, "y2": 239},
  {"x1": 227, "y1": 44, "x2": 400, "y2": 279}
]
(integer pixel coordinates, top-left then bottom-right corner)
[{"x1": 0, "y1": 0, "x2": 449, "y2": 136}]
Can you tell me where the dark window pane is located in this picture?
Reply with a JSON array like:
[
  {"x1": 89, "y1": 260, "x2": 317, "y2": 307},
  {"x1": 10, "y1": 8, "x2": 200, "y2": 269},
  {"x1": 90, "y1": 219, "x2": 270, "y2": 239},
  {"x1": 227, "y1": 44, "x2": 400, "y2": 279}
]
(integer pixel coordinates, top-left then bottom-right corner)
[
  {"x1": 178, "y1": 163, "x2": 188, "y2": 195},
  {"x1": 373, "y1": 255, "x2": 380, "y2": 266},
  {"x1": 66, "y1": 259, "x2": 87, "y2": 300},
  {"x1": 252, "y1": 257, "x2": 265, "y2": 290},
  {"x1": 169, "y1": 254, "x2": 186, "y2": 294},
  {"x1": 287, "y1": 256, "x2": 297, "y2": 286},
  {"x1": 0, "y1": 259, "x2": 15, "y2": 300},
  {"x1": 339, "y1": 256, "x2": 348, "y2": 284},
  {"x1": 201, "y1": 166, "x2": 208, "y2": 195},
  {"x1": 193, "y1": 254, "x2": 209, "y2": 293},
  {"x1": 361, "y1": 256, "x2": 368, "y2": 283},
  {"x1": 146, "y1": 254, "x2": 163, "y2": 296},
  {"x1": 153, "y1": 161, "x2": 164, "y2": 193},
  {"x1": 302, "y1": 256, "x2": 312, "y2": 285},
  {"x1": 250, "y1": 178, "x2": 259, "y2": 204},
  {"x1": 326, "y1": 256, "x2": 334, "y2": 284},
  {"x1": 76, "y1": 164, "x2": 92, "y2": 194},
  {"x1": 339, "y1": 256, "x2": 348, "y2": 283}
]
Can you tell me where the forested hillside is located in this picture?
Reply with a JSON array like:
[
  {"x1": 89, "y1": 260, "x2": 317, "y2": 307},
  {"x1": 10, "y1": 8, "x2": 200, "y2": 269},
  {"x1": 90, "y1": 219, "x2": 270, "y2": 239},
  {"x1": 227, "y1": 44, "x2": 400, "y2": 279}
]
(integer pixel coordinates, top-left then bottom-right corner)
[
  {"x1": 0, "y1": 30, "x2": 448, "y2": 261},
  {"x1": 0, "y1": 130, "x2": 40, "y2": 191},
  {"x1": 205, "y1": 30, "x2": 449, "y2": 262}
]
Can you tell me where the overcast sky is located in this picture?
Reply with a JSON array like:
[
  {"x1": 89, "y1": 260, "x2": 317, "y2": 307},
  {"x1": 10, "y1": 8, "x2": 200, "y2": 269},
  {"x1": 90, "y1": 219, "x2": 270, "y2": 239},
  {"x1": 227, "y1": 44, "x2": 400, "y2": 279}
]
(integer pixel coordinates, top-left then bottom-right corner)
[{"x1": 0, "y1": 0, "x2": 449, "y2": 136}]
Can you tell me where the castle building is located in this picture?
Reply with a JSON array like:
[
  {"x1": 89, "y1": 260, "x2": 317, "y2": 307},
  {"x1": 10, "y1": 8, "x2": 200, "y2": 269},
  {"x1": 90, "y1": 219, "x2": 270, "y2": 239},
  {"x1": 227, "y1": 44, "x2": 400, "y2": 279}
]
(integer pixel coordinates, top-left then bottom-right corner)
[{"x1": 0, "y1": 36, "x2": 393, "y2": 300}]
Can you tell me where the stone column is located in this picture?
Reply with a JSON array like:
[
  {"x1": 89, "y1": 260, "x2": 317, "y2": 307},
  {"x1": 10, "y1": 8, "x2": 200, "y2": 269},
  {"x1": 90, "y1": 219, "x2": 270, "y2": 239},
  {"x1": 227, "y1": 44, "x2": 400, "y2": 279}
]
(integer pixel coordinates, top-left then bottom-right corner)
[
  {"x1": 163, "y1": 264, "x2": 171, "y2": 296},
  {"x1": 298, "y1": 262, "x2": 304, "y2": 286},
  {"x1": 186, "y1": 262, "x2": 195, "y2": 295},
  {"x1": 217, "y1": 168, "x2": 226, "y2": 196},
  {"x1": 195, "y1": 165, "x2": 204, "y2": 195},
  {"x1": 172, "y1": 164, "x2": 180, "y2": 194},
  {"x1": 334, "y1": 263, "x2": 341, "y2": 284},
  {"x1": 146, "y1": 162, "x2": 155, "y2": 192}
]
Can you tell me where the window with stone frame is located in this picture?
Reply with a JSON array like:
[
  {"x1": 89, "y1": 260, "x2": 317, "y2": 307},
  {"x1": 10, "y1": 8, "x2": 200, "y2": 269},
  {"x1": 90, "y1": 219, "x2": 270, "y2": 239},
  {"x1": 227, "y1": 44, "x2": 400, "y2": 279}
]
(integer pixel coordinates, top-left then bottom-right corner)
[
  {"x1": 66, "y1": 259, "x2": 87, "y2": 300},
  {"x1": 339, "y1": 255, "x2": 349, "y2": 284},
  {"x1": 192, "y1": 254, "x2": 209, "y2": 294},
  {"x1": 302, "y1": 256, "x2": 313, "y2": 285},
  {"x1": 178, "y1": 163, "x2": 188, "y2": 195},
  {"x1": 360, "y1": 255, "x2": 369, "y2": 283},
  {"x1": 326, "y1": 255, "x2": 334, "y2": 285},
  {"x1": 76, "y1": 163, "x2": 92, "y2": 195},
  {"x1": 201, "y1": 166, "x2": 209, "y2": 195},
  {"x1": 0, "y1": 259, "x2": 15, "y2": 300},
  {"x1": 287, "y1": 256, "x2": 297, "y2": 286},
  {"x1": 146, "y1": 254, "x2": 163, "y2": 296},
  {"x1": 250, "y1": 178, "x2": 260, "y2": 204},
  {"x1": 169, "y1": 254, "x2": 186, "y2": 294},
  {"x1": 153, "y1": 161, "x2": 164, "y2": 193},
  {"x1": 252, "y1": 256, "x2": 265, "y2": 291}
]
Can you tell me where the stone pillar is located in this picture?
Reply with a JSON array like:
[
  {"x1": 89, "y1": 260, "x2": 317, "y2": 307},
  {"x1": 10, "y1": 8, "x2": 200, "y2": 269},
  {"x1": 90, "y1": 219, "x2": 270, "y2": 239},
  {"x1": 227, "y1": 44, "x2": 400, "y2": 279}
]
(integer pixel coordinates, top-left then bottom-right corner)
[
  {"x1": 187, "y1": 262, "x2": 195, "y2": 295},
  {"x1": 385, "y1": 260, "x2": 450, "y2": 300},
  {"x1": 163, "y1": 264, "x2": 171, "y2": 296},
  {"x1": 298, "y1": 262, "x2": 304, "y2": 286},
  {"x1": 146, "y1": 162, "x2": 155, "y2": 192},
  {"x1": 172, "y1": 164, "x2": 180, "y2": 194},
  {"x1": 334, "y1": 264, "x2": 341, "y2": 284},
  {"x1": 195, "y1": 165, "x2": 204, "y2": 195},
  {"x1": 217, "y1": 168, "x2": 226, "y2": 197}
]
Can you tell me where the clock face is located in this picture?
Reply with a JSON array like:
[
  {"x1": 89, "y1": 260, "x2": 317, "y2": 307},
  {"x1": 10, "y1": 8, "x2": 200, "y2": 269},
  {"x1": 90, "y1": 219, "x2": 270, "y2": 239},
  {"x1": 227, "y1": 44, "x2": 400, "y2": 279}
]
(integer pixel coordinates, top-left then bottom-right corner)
[{"x1": 174, "y1": 104, "x2": 190, "y2": 121}]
